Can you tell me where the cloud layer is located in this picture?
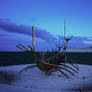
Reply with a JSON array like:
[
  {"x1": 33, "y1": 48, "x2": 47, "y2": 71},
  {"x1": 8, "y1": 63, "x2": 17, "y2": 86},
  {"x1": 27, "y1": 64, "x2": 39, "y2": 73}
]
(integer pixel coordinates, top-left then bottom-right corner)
[
  {"x1": 0, "y1": 19, "x2": 92, "y2": 51},
  {"x1": 0, "y1": 19, "x2": 56, "y2": 43}
]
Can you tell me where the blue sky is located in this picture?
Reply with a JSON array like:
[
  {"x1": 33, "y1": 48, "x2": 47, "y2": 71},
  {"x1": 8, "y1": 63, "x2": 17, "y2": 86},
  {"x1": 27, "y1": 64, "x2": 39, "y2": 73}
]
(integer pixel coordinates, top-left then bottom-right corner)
[{"x1": 0, "y1": 0, "x2": 92, "y2": 51}]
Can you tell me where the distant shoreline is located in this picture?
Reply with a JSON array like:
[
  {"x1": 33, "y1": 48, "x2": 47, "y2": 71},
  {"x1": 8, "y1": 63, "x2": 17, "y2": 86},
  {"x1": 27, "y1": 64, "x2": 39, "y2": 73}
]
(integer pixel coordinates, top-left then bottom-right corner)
[
  {"x1": 0, "y1": 48, "x2": 92, "y2": 53},
  {"x1": 66, "y1": 48, "x2": 92, "y2": 52}
]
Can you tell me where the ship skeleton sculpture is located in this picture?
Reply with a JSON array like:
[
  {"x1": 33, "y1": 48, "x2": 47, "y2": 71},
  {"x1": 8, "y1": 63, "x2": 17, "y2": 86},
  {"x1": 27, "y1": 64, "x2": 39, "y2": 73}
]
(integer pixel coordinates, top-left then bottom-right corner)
[{"x1": 16, "y1": 21, "x2": 79, "y2": 79}]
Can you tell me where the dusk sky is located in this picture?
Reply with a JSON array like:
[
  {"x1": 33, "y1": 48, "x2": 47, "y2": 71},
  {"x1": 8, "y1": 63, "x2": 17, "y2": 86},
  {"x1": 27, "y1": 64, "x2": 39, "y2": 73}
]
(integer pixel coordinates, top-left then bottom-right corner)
[{"x1": 0, "y1": 0, "x2": 92, "y2": 51}]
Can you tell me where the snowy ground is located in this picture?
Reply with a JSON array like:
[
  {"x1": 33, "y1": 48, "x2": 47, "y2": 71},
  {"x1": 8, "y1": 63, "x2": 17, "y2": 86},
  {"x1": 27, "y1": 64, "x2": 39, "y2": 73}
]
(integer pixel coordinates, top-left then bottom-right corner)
[{"x1": 0, "y1": 64, "x2": 92, "y2": 92}]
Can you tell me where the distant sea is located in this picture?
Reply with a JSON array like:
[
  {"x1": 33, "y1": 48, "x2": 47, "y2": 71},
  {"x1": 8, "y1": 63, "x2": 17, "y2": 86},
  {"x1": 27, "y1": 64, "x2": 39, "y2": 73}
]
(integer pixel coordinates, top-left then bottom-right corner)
[{"x1": 0, "y1": 51, "x2": 92, "y2": 66}]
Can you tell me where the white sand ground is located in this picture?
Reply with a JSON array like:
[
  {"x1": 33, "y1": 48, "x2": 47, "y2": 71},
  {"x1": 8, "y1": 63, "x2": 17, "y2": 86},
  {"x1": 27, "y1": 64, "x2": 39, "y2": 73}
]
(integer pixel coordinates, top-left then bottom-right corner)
[{"x1": 0, "y1": 64, "x2": 92, "y2": 92}]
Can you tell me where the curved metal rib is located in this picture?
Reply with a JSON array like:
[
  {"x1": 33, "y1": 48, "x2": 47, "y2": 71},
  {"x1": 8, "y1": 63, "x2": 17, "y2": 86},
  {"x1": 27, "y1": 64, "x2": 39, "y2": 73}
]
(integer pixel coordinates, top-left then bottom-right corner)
[
  {"x1": 59, "y1": 63, "x2": 78, "y2": 73},
  {"x1": 59, "y1": 67, "x2": 75, "y2": 76},
  {"x1": 19, "y1": 65, "x2": 37, "y2": 74},
  {"x1": 57, "y1": 68, "x2": 70, "y2": 79},
  {"x1": 67, "y1": 57, "x2": 79, "y2": 71},
  {"x1": 18, "y1": 43, "x2": 29, "y2": 51}
]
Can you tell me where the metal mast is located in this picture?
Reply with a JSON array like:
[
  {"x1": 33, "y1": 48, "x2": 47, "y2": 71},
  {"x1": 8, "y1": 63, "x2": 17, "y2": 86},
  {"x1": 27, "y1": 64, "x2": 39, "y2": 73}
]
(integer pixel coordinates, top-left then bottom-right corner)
[
  {"x1": 32, "y1": 26, "x2": 35, "y2": 51},
  {"x1": 64, "y1": 20, "x2": 67, "y2": 63},
  {"x1": 64, "y1": 20, "x2": 66, "y2": 50}
]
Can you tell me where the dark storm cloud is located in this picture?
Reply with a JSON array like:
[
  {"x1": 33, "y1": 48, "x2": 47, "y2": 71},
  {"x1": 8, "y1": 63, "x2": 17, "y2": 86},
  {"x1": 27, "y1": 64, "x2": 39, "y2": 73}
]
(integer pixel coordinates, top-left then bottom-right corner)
[{"x1": 0, "y1": 19, "x2": 56, "y2": 43}]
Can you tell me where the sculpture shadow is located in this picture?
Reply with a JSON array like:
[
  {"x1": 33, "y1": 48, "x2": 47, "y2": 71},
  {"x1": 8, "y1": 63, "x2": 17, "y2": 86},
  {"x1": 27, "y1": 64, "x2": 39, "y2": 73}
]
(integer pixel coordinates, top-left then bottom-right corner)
[{"x1": 0, "y1": 70, "x2": 19, "y2": 85}]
